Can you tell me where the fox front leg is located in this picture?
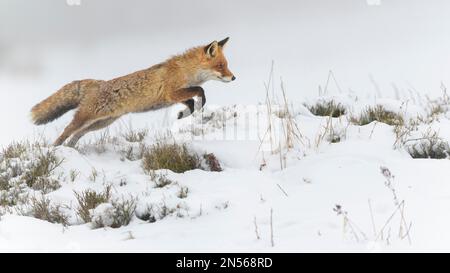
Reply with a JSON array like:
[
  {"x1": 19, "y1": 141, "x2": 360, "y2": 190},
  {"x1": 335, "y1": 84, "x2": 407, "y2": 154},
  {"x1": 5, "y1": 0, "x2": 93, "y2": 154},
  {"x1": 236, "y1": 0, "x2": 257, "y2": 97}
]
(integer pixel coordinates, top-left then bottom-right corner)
[
  {"x1": 171, "y1": 86, "x2": 206, "y2": 119},
  {"x1": 196, "y1": 87, "x2": 206, "y2": 108},
  {"x1": 178, "y1": 99, "x2": 195, "y2": 119}
]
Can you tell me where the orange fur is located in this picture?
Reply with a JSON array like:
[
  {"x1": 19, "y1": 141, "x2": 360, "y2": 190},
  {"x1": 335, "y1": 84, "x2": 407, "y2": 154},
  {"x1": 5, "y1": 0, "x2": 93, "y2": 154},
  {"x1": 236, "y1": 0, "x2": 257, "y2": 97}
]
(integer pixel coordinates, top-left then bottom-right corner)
[{"x1": 30, "y1": 38, "x2": 235, "y2": 147}]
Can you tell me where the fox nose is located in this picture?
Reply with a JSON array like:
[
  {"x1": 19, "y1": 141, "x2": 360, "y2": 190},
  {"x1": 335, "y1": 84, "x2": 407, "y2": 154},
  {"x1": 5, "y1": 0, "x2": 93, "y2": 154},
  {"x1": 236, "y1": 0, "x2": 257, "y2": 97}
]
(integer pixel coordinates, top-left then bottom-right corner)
[{"x1": 231, "y1": 76, "x2": 236, "y2": 81}]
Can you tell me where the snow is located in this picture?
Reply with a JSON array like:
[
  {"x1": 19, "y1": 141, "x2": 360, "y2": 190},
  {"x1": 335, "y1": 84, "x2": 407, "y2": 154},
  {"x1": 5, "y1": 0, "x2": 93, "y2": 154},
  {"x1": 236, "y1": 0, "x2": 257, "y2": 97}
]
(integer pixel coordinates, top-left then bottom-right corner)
[
  {"x1": 2, "y1": 0, "x2": 450, "y2": 252},
  {"x1": 1, "y1": 92, "x2": 450, "y2": 252}
]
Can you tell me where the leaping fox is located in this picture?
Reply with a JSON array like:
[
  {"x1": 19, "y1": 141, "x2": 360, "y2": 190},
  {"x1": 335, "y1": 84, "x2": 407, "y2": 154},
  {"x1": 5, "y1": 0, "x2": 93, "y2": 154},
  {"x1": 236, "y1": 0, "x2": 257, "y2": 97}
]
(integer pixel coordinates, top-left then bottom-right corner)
[{"x1": 30, "y1": 37, "x2": 235, "y2": 147}]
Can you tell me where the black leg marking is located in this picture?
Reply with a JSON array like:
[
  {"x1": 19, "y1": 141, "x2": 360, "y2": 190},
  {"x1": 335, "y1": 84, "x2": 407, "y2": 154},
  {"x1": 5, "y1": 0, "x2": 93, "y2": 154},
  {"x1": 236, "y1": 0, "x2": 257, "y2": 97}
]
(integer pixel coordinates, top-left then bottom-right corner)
[{"x1": 178, "y1": 99, "x2": 195, "y2": 119}]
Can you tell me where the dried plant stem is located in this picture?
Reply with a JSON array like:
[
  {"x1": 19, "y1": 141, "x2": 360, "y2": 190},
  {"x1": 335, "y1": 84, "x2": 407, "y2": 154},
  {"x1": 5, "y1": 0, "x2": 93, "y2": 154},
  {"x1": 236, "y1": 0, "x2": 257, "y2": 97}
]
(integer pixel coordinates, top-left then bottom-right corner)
[
  {"x1": 270, "y1": 208, "x2": 274, "y2": 247},
  {"x1": 254, "y1": 216, "x2": 260, "y2": 240}
]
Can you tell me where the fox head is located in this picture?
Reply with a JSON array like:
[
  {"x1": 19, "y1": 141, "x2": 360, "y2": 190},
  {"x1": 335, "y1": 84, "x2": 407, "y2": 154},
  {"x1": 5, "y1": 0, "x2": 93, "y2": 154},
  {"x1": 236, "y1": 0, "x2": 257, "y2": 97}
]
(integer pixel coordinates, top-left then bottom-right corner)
[{"x1": 199, "y1": 37, "x2": 236, "y2": 83}]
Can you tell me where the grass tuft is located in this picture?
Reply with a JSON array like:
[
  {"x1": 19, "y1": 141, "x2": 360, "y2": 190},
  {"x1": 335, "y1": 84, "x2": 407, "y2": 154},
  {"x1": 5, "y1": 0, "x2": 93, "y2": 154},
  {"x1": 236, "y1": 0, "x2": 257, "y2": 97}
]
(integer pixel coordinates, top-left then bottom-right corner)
[
  {"x1": 142, "y1": 140, "x2": 201, "y2": 173},
  {"x1": 74, "y1": 186, "x2": 112, "y2": 223},
  {"x1": 123, "y1": 128, "x2": 148, "y2": 143},
  {"x1": 351, "y1": 106, "x2": 404, "y2": 126},
  {"x1": 27, "y1": 196, "x2": 69, "y2": 226},
  {"x1": 307, "y1": 101, "x2": 346, "y2": 117}
]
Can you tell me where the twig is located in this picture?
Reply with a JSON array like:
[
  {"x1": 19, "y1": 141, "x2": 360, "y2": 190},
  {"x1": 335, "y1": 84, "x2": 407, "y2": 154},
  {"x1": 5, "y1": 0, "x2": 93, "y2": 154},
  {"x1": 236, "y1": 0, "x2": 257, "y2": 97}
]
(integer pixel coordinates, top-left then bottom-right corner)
[
  {"x1": 254, "y1": 216, "x2": 260, "y2": 240},
  {"x1": 276, "y1": 184, "x2": 289, "y2": 197},
  {"x1": 270, "y1": 208, "x2": 274, "y2": 247},
  {"x1": 368, "y1": 199, "x2": 377, "y2": 237}
]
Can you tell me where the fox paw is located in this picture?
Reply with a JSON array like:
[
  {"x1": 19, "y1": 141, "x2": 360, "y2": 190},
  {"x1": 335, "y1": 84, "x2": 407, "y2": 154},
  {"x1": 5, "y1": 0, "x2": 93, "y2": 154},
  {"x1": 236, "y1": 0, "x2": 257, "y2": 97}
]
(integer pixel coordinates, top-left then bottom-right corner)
[{"x1": 178, "y1": 110, "x2": 192, "y2": 119}]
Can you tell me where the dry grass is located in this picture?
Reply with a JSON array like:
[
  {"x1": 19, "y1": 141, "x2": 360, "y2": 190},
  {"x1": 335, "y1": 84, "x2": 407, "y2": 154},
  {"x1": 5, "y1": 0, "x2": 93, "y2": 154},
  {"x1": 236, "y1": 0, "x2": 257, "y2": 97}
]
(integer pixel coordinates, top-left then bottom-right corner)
[
  {"x1": 27, "y1": 196, "x2": 69, "y2": 226},
  {"x1": 22, "y1": 149, "x2": 63, "y2": 193},
  {"x1": 351, "y1": 106, "x2": 404, "y2": 126},
  {"x1": 1, "y1": 141, "x2": 27, "y2": 160},
  {"x1": 123, "y1": 128, "x2": 148, "y2": 143},
  {"x1": 148, "y1": 171, "x2": 174, "y2": 188},
  {"x1": 307, "y1": 101, "x2": 347, "y2": 118},
  {"x1": 142, "y1": 138, "x2": 201, "y2": 173},
  {"x1": 74, "y1": 186, "x2": 112, "y2": 223},
  {"x1": 120, "y1": 143, "x2": 147, "y2": 161}
]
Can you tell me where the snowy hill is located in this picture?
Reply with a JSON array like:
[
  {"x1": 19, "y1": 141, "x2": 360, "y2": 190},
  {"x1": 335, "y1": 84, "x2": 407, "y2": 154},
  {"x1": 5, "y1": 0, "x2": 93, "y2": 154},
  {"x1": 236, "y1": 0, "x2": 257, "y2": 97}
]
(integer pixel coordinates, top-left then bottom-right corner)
[{"x1": 2, "y1": 87, "x2": 450, "y2": 252}]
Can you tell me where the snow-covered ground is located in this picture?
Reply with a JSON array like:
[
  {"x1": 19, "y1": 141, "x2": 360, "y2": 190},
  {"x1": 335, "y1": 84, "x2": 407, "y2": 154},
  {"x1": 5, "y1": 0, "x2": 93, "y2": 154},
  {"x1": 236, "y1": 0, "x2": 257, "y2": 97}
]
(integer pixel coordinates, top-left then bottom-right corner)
[
  {"x1": 2, "y1": 0, "x2": 450, "y2": 252},
  {"x1": 2, "y1": 87, "x2": 450, "y2": 252}
]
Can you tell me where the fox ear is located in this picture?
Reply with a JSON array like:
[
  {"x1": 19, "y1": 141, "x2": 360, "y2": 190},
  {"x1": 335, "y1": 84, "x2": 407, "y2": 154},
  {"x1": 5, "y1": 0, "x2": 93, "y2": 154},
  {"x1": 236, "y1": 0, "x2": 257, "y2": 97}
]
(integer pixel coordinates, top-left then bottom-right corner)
[
  {"x1": 205, "y1": 41, "x2": 219, "y2": 58},
  {"x1": 218, "y1": 37, "x2": 229, "y2": 48}
]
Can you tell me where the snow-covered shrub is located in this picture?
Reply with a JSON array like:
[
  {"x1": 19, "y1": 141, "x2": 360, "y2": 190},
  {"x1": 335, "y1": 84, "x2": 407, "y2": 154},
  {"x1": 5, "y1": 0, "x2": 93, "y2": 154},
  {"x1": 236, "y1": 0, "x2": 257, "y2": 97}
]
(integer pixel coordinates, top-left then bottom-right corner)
[
  {"x1": 91, "y1": 203, "x2": 115, "y2": 228},
  {"x1": 306, "y1": 101, "x2": 346, "y2": 117},
  {"x1": 148, "y1": 171, "x2": 174, "y2": 188},
  {"x1": 351, "y1": 105, "x2": 404, "y2": 126},
  {"x1": 24, "y1": 196, "x2": 69, "y2": 226},
  {"x1": 0, "y1": 183, "x2": 27, "y2": 207},
  {"x1": 135, "y1": 205, "x2": 157, "y2": 223},
  {"x1": 74, "y1": 186, "x2": 112, "y2": 223},
  {"x1": 22, "y1": 149, "x2": 63, "y2": 193},
  {"x1": 177, "y1": 186, "x2": 189, "y2": 199},
  {"x1": 135, "y1": 201, "x2": 188, "y2": 223},
  {"x1": 0, "y1": 141, "x2": 63, "y2": 208},
  {"x1": 202, "y1": 153, "x2": 222, "y2": 172},
  {"x1": 406, "y1": 137, "x2": 450, "y2": 159},
  {"x1": 91, "y1": 197, "x2": 137, "y2": 229},
  {"x1": 393, "y1": 117, "x2": 450, "y2": 159}
]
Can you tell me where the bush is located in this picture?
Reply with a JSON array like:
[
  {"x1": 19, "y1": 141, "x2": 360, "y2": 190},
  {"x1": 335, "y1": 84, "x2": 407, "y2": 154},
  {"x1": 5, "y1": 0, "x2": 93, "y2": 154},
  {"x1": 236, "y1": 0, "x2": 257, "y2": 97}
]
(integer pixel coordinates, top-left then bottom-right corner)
[
  {"x1": 142, "y1": 137, "x2": 223, "y2": 173},
  {"x1": 91, "y1": 197, "x2": 137, "y2": 229},
  {"x1": 1, "y1": 142, "x2": 27, "y2": 160},
  {"x1": 22, "y1": 149, "x2": 63, "y2": 193},
  {"x1": 135, "y1": 203, "x2": 178, "y2": 223},
  {"x1": 27, "y1": 196, "x2": 69, "y2": 226},
  {"x1": 148, "y1": 171, "x2": 174, "y2": 188},
  {"x1": 407, "y1": 138, "x2": 450, "y2": 159},
  {"x1": 351, "y1": 106, "x2": 404, "y2": 126},
  {"x1": 0, "y1": 185, "x2": 27, "y2": 207},
  {"x1": 203, "y1": 153, "x2": 223, "y2": 172},
  {"x1": 0, "y1": 141, "x2": 63, "y2": 208},
  {"x1": 142, "y1": 140, "x2": 202, "y2": 173},
  {"x1": 74, "y1": 186, "x2": 112, "y2": 223},
  {"x1": 307, "y1": 101, "x2": 346, "y2": 117}
]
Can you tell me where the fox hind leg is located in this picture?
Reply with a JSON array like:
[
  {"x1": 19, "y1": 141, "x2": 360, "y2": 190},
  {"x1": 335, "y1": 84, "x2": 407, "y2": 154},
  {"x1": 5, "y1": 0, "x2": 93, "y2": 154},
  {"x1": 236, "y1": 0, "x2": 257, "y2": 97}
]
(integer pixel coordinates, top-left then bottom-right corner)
[
  {"x1": 67, "y1": 116, "x2": 118, "y2": 147},
  {"x1": 53, "y1": 116, "x2": 88, "y2": 146}
]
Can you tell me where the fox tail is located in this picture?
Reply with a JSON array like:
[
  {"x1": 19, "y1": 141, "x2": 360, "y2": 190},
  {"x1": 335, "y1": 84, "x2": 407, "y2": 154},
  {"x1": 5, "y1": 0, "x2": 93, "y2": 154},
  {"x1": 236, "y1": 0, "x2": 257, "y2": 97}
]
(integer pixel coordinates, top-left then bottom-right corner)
[{"x1": 30, "y1": 80, "x2": 86, "y2": 125}]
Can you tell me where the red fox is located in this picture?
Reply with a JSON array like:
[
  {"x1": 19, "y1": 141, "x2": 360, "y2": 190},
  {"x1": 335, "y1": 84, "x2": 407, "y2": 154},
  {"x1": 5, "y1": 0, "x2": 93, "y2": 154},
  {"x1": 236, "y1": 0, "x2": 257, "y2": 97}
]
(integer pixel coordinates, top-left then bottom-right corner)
[{"x1": 30, "y1": 38, "x2": 235, "y2": 147}]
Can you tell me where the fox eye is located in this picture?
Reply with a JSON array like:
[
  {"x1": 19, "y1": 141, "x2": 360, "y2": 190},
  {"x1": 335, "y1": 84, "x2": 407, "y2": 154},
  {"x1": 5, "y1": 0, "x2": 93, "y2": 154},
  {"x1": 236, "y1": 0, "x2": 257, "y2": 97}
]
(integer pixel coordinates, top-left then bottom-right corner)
[{"x1": 217, "y1": 63, "x2": 224, "y2": 69}]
